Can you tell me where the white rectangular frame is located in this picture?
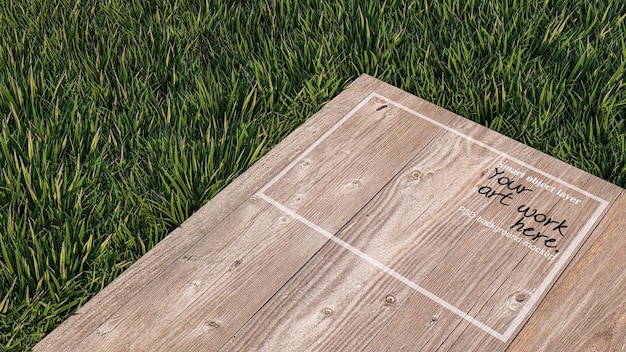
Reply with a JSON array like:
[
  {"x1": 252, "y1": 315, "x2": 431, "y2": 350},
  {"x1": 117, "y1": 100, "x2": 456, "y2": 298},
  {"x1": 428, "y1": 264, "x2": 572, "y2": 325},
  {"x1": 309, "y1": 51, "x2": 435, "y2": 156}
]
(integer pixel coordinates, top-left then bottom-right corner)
[{"x1": 256, "y1": 93, "x2": 609, "y2": 342}]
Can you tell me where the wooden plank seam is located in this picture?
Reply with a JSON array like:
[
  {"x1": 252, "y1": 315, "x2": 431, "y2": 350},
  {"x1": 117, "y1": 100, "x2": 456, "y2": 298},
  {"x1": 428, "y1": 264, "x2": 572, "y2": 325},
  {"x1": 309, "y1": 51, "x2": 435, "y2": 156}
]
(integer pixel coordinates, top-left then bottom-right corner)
[{"x1": 255, "y1": 92, "x2": 609, "y2": 343}]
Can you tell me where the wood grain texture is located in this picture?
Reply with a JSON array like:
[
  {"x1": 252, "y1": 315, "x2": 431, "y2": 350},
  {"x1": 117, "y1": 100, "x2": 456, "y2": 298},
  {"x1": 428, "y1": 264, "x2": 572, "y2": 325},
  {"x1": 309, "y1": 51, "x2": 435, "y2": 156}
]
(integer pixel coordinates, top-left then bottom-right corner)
[
  {"x1": 219, "y1": 109, "x2": 620, "y2": 351},
  {"x1": 35, "y1": 74, "x2": 626, "y2": 351},
  {"x1": 508, "y1": 190, "x2": 626, "y2": 352},
  {"x1": 120, "y1": 97, "x2": 447, "y2": 352}
]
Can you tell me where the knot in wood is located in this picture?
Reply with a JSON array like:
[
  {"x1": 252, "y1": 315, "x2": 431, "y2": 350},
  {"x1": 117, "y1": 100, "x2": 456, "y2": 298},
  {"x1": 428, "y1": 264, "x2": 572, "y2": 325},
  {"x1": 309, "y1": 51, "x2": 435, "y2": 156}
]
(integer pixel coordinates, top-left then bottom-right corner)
[
  {"x1": 515, "y1": 293, "x2": 528, "y2": 302},
  {"x1": 229, "y1": 260, "x2": 242, "y2": 271},
  {"x1": 343, "y1": 179, "x2": 363, "y2": 192},
  {"x1": 300, "y1": 159, "x2": 311, "y2": 169},
  {"x1": 411, "y1": 171, "x2": 421, "y2": 179}
]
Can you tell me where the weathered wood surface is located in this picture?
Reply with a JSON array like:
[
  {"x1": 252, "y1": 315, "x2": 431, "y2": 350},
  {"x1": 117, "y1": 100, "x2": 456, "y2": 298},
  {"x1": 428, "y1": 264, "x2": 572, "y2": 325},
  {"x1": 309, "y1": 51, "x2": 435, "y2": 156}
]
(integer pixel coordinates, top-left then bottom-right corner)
[
  {"x1": 35, "y1": 74, "x2": 626, "y2": 351},
  {"x1": 508, "y1": 191, "x2": 626, "y2": 351}
]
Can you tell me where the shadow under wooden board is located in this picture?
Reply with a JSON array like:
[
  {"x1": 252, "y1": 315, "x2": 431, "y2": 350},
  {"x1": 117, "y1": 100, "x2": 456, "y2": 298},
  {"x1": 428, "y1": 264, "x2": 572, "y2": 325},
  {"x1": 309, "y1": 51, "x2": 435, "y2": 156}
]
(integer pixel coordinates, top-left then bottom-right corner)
[{"x1": 35, "y1": 74, "x2": 626, "y2": 352}]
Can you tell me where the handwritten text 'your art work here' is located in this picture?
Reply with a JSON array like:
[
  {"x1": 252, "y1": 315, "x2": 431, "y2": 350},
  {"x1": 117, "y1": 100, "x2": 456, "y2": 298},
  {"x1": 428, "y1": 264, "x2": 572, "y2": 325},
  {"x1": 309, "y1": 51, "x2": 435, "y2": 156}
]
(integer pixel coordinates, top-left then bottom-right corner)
[{"x1": 476, "y1": 162, "x2": 571, "y2": 254}]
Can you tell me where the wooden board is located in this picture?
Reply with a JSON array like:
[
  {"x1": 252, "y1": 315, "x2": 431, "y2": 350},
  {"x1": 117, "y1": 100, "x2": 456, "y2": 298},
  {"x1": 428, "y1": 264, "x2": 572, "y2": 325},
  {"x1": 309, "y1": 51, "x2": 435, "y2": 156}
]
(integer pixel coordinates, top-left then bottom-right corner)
[{"x1": 35, "y1": 74, "x2": 626, "y2": 351}]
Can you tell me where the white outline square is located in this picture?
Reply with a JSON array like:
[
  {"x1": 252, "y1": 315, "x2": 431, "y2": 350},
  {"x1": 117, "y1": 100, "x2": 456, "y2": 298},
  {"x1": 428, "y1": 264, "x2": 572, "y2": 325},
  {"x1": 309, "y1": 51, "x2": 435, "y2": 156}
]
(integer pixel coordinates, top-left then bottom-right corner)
[{"x1": 256, "y1": 93, "x2": 608, "y2": 342}]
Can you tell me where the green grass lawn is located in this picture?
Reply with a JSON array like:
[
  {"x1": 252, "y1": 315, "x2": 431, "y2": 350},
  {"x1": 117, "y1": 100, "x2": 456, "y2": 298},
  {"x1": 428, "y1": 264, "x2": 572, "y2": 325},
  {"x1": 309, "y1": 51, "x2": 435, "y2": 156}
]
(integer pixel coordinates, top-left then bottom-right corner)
[{"x1": 1, "y1": 0, "x2": 625, "y2": 350}]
